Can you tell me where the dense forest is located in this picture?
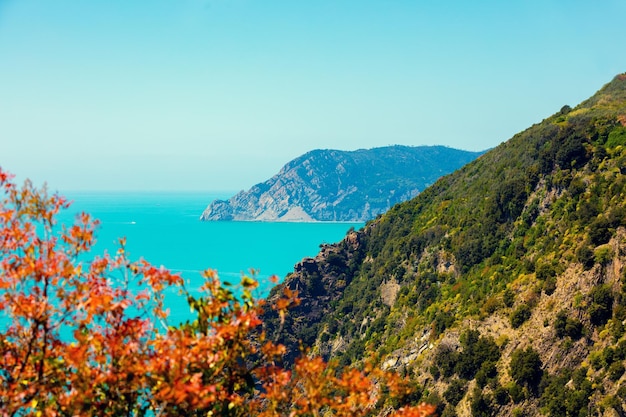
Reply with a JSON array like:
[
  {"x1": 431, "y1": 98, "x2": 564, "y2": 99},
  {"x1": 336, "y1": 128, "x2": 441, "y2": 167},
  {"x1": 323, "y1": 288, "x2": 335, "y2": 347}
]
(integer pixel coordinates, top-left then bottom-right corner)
[{"x1": 264, "y1": 74, "x2": 626, "y2": 416}]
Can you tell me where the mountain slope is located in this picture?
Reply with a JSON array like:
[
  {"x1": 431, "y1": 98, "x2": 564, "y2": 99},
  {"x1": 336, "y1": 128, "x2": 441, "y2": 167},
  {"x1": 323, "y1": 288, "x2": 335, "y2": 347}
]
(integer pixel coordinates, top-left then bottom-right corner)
[
  {"x1": 200, "y1": 146, "x2": 483, "y2": 222},
  {"x1": 263, "y1": 74, "x2": 626, "y2": 416}
]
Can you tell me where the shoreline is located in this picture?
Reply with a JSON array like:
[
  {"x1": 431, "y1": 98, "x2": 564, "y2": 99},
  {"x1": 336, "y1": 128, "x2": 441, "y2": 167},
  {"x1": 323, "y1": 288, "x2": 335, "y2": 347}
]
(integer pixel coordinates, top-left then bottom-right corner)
[{"x1": 199, "y1": 218, "x2": 365, "y2": 225}]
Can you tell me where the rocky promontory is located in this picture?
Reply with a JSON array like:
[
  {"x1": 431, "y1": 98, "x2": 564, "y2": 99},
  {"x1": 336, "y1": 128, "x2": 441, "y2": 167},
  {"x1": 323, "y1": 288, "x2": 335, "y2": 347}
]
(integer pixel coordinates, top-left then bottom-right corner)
[{"x1": 200, "y1": 145, "x2": 483, "y2": 222}]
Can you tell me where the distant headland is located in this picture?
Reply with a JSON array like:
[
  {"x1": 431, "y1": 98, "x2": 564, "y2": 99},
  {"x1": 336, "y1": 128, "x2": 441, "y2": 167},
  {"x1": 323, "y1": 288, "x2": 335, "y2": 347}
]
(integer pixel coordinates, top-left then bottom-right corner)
[{"x1": 200, "y1": 145, "x2": 484, "y2": 222}]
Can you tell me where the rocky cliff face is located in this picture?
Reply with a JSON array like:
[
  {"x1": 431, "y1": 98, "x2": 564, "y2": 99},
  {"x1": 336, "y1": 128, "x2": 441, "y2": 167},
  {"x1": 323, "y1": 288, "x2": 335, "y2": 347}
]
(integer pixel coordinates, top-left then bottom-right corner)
[{"x1": 200, "y1": 145, "x2": 483, "y2": 222}]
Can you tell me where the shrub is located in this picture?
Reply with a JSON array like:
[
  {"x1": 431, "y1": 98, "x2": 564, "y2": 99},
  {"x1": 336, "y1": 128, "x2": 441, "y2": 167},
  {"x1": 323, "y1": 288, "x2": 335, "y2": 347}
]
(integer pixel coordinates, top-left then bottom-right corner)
[
  {"x1": 576, "y1": 245, "x2": 595, "y2": 270},
  {"x1": 469, "y1": 386, "x2": 493, "y2": 417},
  {"x1": 555, "y1": 135, "x2": 588, "y2": 169},
  {"x1": 543, "y1": 276, "x2": 557, "y2": 295},
  {"x1": 536, "y1": 263, "x2": 557, "y2": 281},
  {"x1": 510, "y1": 304, "x2": 532, "y2": 328},
  {"x1": 589, "y1": 284, "x2": 614, "y2": 325},
  {"x1": 606, "y1": 126, "x2": 626, "y2": 148},
  {"x1": 509, "y1": 347, "x2": 543, "y2": 387},
  {"x1": 503, "y1": 288, "x2": 515, "y2": 307},
  {"x1": 443, "y1": 379, "x2": 467, "y2": 406},
  {"x1": 608, "y1": 362, "x2": 625, "y2": 382},
  {"x1": 589, "y1": 217, "x2": 612, "y2": 246},
  {"x1": 554, "y1": 310, "x2": 583, "y2": 339},
  {"x1": 493, "y1": 385, "x2": 510, "y2": 405},
  {"x1": 433, "y1": 310, "x2": 455, "y2": 336},
  {"x1": 594, "y1": 245, "x2": 613, "y2": 266},
  {"x1": 475, "y1": 361, "x2": 497, "y2": 388},
  {"x1": 482, "y1": 296, "x2": 501, "y2": 314},
  {"x1": 539, "y1": 371, "x2": 591, "y2": 417},
  {"x1": 507, "y1": 383, "x2": 525, "y2": 403},
  {"x1": 454, "y1": 330, "x2": 501, "y2": 380},
  {"x1": 435, "y1": 344, "x2": 459, "y2": 378}
]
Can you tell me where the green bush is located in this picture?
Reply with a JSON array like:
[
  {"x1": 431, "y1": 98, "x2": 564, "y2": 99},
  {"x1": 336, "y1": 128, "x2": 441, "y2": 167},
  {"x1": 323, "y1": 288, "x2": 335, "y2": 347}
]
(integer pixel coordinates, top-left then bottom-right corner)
[
  {"x1": 536, "y1": 263, "x2": 557, "y2": 281},
  {"x1": 539, "y1": 371, "x2": 592, "y2": 417},
  {"x1": 434, "y1": 345, "x2": 459, "y2": 378},
  {"x1": 475, "y1": 361, "x2": 497, "y2": 388},
  {"x1": 510, "y1": 304, "x2": 532, "y2": 328},
  {"x1": 589, "y1": 284, "x2": 614, "y2": 325},
  {"x1": 554, "y1": 310, "x2": 583, "y2": 339},
  {"x1": 454, "y1": 330, "x2": 501, "y2": 380},
  {"x1": 443, "y1": 379, "x2": 467, "y2": 406},
  {"x1": 493, "y1": 385, "x2": 510, "y2": 405},
  {"x1": 430, "y1": 365, "x2": 440, "y2": 381},
  {"x1": 433, "y1": 311, "x2": 455, "y2": 336},
  {"x1": 469, "y1": 387, "x2": 494, "y2": 417},
  {"x1": 503, "y1": 288, "x2": 515, "y2": 307},
  {"x1": 606, "y1": 126, "x2": 626, "y2": 148},
  {"x1": 507, "y1": 383, "x2": 525, "y2": 403},
  {"x1": 594, "y1": 245, "x2": 613, "y2": 266},
  {"x1": 509, "y1": 347, "x2": 542, "y2": 387},
  {"x1": 543, "y1": 276, "x2": 557, "y2": 295},
  {"x1": 608, "y1": 361, "x2": 625, "y2": 382},
  {"x1": 589, "y1": 217, "x2": 612, "y2": 245},
  {"x1": 603, "y1": 346, "x2": 615, "y2": 367},
  {"x1": 576, "y1": 245, "x2": 595, "y2": 270}
]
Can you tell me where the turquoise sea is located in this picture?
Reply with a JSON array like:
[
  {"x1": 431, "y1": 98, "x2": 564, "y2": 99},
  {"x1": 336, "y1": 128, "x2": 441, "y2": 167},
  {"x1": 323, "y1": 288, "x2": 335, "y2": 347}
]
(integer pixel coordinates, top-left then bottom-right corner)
[{"x1": 55, "y1": 192, "x2": 363, "y2": 324}]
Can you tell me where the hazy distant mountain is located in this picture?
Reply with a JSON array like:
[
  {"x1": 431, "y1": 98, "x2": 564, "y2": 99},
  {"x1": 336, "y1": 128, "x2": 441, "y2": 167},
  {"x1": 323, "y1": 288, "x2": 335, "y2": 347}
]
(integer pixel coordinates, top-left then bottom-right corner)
[{"x1": 200, "y1": 145, "x2": 483, "y2": 222}]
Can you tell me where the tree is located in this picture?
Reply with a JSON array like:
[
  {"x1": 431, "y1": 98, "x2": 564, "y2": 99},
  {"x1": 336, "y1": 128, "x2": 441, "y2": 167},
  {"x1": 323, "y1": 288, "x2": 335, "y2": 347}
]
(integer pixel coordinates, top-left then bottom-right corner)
[
  {"x1": 510, "y1": 304, "x2": 532, "y2": 328},
  {"x1": 0, "y1": 168, "x2": 434, "y2": 416},
  {"x1": 589, "y1": 284, "x2": 614, "y2": 325},
  {"x1": 509, "y1": 347, "x2": 542, "y2": 387},
  {"x1": 553, "y1": 310, "x2": 583, "y2": 340}
]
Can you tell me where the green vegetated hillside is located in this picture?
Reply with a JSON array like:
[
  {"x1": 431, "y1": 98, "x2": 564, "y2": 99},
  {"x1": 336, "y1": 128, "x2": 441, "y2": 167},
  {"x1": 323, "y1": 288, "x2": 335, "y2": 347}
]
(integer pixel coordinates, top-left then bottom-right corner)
[{"x1": 264, "y1": 74, "x2": 626, "y2": 416}]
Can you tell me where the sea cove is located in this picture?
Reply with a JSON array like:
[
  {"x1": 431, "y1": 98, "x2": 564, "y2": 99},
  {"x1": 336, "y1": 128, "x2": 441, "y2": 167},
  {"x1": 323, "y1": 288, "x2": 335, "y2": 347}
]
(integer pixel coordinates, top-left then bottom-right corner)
[{"x1": 57, "y1": 191, "x2": 363, "y2": 323}]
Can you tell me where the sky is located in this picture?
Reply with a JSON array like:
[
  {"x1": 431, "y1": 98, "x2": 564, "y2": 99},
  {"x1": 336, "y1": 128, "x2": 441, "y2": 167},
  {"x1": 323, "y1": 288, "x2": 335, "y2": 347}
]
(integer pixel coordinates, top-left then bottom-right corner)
[{"x1": 1, "y1": 0, "x2": 626, "y2": 192}]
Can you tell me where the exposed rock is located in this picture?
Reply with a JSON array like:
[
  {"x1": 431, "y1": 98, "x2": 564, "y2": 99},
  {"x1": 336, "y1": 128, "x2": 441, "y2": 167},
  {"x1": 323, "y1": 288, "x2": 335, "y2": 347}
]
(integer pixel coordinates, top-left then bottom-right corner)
[{"x1": 380, "y1": 278, "x2": 400, "y2": 307}]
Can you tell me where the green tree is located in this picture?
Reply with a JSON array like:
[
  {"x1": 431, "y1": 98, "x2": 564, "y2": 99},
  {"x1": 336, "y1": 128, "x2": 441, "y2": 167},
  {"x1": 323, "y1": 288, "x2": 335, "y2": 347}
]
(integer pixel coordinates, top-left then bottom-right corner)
[
  {"x1": 554, "y1": 310, "x2": 583, "y2": 339},
  {"x1": 589, "y1": 284, "x2": 614, "y2": 325},
  {"x1": 509, "y1": 347, "x2": 542, "y2": 387},
  {"x1": 510, "y1": 304, "x2": 532, "y2": 328}
]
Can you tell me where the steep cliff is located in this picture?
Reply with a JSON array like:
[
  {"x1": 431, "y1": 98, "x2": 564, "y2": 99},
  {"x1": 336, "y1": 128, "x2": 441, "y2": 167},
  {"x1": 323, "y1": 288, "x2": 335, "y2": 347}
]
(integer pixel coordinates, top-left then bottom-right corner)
[
  {"x1": 263, "y1": 74, "x2": 626, "y2": 416},
  {"x1": 200, "y1": 146, "x2": 483, "y2": 222}
]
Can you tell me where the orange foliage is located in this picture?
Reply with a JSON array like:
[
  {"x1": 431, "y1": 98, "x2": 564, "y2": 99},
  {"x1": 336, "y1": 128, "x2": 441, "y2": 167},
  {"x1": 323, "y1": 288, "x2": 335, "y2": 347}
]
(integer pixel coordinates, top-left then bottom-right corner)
[{"x1": 0, "y1": 168, "x2": 435, "y2": 417}]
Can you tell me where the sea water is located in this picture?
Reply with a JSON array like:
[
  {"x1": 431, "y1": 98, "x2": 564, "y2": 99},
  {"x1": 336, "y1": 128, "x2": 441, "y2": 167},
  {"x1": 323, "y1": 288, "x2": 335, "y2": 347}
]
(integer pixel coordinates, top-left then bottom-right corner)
[{"x1": 54, "y1": 192, "x2": 363, "y2": 324}]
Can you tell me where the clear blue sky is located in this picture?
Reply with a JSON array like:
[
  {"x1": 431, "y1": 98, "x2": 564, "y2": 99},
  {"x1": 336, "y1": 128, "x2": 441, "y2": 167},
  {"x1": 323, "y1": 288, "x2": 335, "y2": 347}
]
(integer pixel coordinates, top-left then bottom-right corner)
[{"x1": 2, "y1": 0, "x2": 626, "y2": 192}]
